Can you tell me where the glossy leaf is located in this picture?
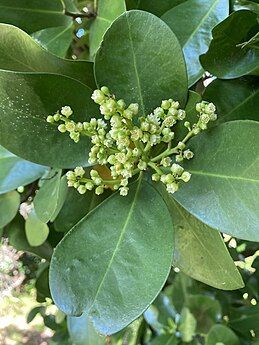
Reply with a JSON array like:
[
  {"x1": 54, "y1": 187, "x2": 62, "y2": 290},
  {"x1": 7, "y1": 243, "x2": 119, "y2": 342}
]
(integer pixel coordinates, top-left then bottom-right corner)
[
  {"x1": 25, "y1": 209, "x2": 50, "y2": 247},
  {"x1": 0, "y1": 24, "x2": 95, "y2": 88},
  {"x1": 50, "y1": 175, "x2": 69, "y2": 222},
  {"x1": 0, "y1": 0, "x2": 71, "y2": 34},
  {"x1": 229, "y1": 305, "x2": 259, "y2": 339},
  {"x1": 89, "y1": 0, "x2": 126, "y2": 59},
  {"x1": 50, "y1": 179, "x2": 174, "y2": 334},
  {"x1": 162, "y1": 0, "x2": 229, "y2": 86},
  {"x1": 232, "y1": 0, "x2": 259, "y2": 15},
  {"x1": 203, "y1": 77, "x2": 259, "y2": 124},
  {"x1": 168, "y1": 196, "x2": 244, "y2": 290},
  {"x1": 0, "y1": 71, "x2": 97, "y2": 168},
  {"x1": 67, "y1": 314, "x2": 105, "y2": 345},
  {"x1": 95, "y1": 10, "x2": 188, "y2": 117},
  {"x1": 0, "y1": 145, "x2": 48, "y2": 194},
  {"x1": 200, "y1": 10, "x2": 259, "y2": 78},
  {"x1": 54, "y1": 187, "x2": 109, "y2": 232},
  {"x1": 7, "y1": 215, "x2": 53, "y2": 260},
  {"x1": 206, "y1": 324, "x2": 240, "y2": 345},
  {"x1": 173, "y1": 120, "x2": 259, "y2": 241},
  {"x1": 0, "y1": 191, "x2": 20, "y2": 228},
  {"x1": 34, "y1": 170, "x2": 63, "y2": 223},
  {"x1": 35, "y1": 266, "x2": 51, "y2": 302},
  {"x1": 126, "y1": 0, "x2": 187, "y2": 16},
  {"x1": 31, "y1": 24, "x2": 73, "y2": 58}
]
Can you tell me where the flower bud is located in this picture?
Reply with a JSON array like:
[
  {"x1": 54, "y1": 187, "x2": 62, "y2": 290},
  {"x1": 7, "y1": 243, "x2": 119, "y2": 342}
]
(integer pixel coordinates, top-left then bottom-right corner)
[
  {"x1": 77, "y1": 185, "x2": 87, "y2": 194},
  {"x1": 152, "y1": 173, "x2": 160, "y2": 182},
  {"x1": 58, "y1": 124, "x2": 67, "y2": 133},
  {"x1": 92, "y1": 89, "x2": 106, "y2": 104},
  {"x1": 171, "y1": 163, "x2": 184, "y2": 175},
  {"x1": 183, "y1": 149, "x2": 194, "y2": 160},
  {"x1": 101, "y1": 86, "x2": 110, "y2": 95},
  {"x1": 120, "y1": 186, "x2": 129, "y2": 196},
  {"x1": 181, "y1": 171, "x2": 191, "y2": 182},
  {"x1": 161, "y1": 100, "x2": 171, "y2": 110},
  {"x1": 95, "y1": 186, "x2": 104, "y2": 195},
  {"x1": 138, "y1": 160, "x2": 147, "y2": 170},
  {"x1": 74, "y1": 166, "x2": 85, "y2": 177},
  {"x1": 61, "y1": 106, "x2": 73, "y2": 118},
  {"x1": 177, "y1": 141, "x2": 186, "y2": 150},
  {"x1": 166, "y1": 182, "x2": 179, "y2": 194},
  {"x1": 47, "y1": 115, "x2": 54, "y2": 123}
]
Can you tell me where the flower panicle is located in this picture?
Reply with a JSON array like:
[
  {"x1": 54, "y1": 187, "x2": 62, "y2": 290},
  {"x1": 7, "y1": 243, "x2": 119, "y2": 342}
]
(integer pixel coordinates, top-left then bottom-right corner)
[{"x1": 46, "y1": 86, "x2": 217, "y2": 196}]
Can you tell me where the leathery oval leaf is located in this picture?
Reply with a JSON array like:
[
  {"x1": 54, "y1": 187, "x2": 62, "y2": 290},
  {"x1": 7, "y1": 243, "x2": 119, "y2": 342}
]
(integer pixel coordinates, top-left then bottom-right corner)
[
  {"x1": 0, "y1": 71, "x2": 98, "y2": 168},
  {"x1": 0, "y1": 0, "x2": 71, "y2": 34},
  {"x1": 95, "y1": 10, "x2": 188, "y2": 116},
  {"x1": 162, "y1": 0, "x2": 229, "y2": 86},
  {"x1": 0, "y1": 191, "x2": 20, "y2": 228},
  {"x1": 173, "y1": 120, "x2": 259, "y2": 241},
  {"x1": 0, "y1": 145, "x2": 48, "y2": 194},
  {"x1": 169, "y1": 198, "x2": 244, "y2": 290},
  {"x1": 0, "y1": 23, "x2": 95, "y2": 89},
  {"x1": 50, "y1": 178, "x2": 174, "y2": 335}
]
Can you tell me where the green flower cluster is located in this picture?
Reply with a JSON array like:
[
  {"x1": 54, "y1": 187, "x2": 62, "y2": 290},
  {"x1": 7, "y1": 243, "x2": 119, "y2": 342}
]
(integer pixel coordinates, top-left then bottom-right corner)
[{"x1": 47, "y1": 87, "x2": 217, "y2": 196}]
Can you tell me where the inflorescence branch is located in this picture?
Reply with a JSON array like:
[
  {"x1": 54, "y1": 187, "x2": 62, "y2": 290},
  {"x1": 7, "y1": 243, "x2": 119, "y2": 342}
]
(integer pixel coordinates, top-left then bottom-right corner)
[{"x1": 46, "y1": 87, "x2": 217, "y2": 196}]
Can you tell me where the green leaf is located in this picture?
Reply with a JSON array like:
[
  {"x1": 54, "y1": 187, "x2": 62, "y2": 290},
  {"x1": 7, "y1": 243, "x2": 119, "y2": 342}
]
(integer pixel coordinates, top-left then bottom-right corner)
[
  {"x1": 186, "y1": 295, "x2": 221, "y2": 334},
  {"x1": 62, "y1": 0, "x2": 79, "y2": 13},
  {"x1": 203, "y1": 77, "x2": 259, "y2": 124},
  {"x1": 35, "y1": 266, "x2": 51, "y2": 302},
  {"x1": 0, "y1": 145, "x2": 48, "y2": 194},
  {"x1": 7, "y1": 215, "x2": 53, "y2": 260},
  {"x1": 0, "y1": 191, "x2": 20, "y2": 228},
  {"x1": 95, "y1": 10, "x2": 188, "y2": 117},
  {"x1": 0, "y1": 24, "x2": 95, "y2": 88},
  {"x1": 232, "y1": 0, "x2": 259, "y2": 15},
  {"x1": 206, "y1": 325, "x2": 240, "y2": 345},
  {"x1": 168, "y1": 197, "x2": 244, "y2": 290},
  {"x1": 179, "y1": 307, "x2": 197, "y2": 342},
  {"x1": 67, "y1": 314, "x2": 105, "y2": 345},
  {"x1": 126, "y1": 0, "x2": 187, "y2": 17},
  {"x1": 90, "y1": 0, "x2": 126, "y2": 59},
  {"x1": 149, "y1": 334, "x2": 179, "y2": 345},
  {"x1": 34, "y1": 170, "x2": 65, "y2": 223},
  {"x1": 25, "y1": 209, "x2": 50, "y2": 247},
  {"x1": 229, "y1": 305, "x2": 259, "y2": 339},
  {"x1": 31, "y1": 24, "x2": 73, "y2": 58},
  {"x1": 200, "y1": 10, "x2": 259, "y2": 79},
  {"x1": 173, "y1": 120, "x2": 259, "y2": 241},
  {"x1": 0, "y1": 71, "x2": 97, "y2": 168},
  {"x1": 0, "y1": 0, "x2": 71, "y2": 34},
  {"x1": 50, "y1": 179, "x2": 174, "y2": 334},
  {"x1": 50, "y1": 175, "x2": 69, "y2": 222},
  {"x1": 54, "y1": 188, "x2": 109, "y2": 232},
  {"x1": 162, "y1": 0, "x2": 229, "y2": 86}
]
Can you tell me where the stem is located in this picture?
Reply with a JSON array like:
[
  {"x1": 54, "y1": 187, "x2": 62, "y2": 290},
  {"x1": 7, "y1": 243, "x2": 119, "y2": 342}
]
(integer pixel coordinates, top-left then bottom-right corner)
[
  {"x1": 148, "y1": 162, "x2": 163, "y2": 175},
  {"x1": 65, "y1": 10, "x2": 96, "y2": 18},
  {"x1": 151, "y1": 130, "x2": 195, "y2": 163}
]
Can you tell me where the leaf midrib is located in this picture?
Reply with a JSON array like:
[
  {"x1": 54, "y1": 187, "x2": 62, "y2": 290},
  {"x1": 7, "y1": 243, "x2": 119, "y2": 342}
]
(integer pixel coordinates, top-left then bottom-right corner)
[
  {"x1": 173, "y1": 199, "x2": 240, "y2": 286},
  {"x1": 189, "y1": 169, "x2": 259, "y2": 183},
  {"x1": 0, "y1": 5, "x2": 63, "y2": 15},
  {"x1": 44, "y1": 25, "x2": 72, "y2": 47},
  {"x1": 89, "y1": 178, "x2": 142, "y2": 310},
  {"x1": 222, "y1": 89, "x2": 259, "y2": 120},
  {"x1": 182, "y1": 0, "x2": 221, "y2": 48},
  {"x1": 125, "y1": 14, "x2": 146, "y2": 116}
]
